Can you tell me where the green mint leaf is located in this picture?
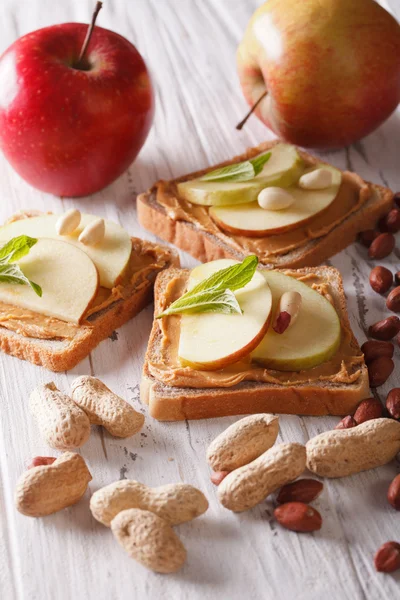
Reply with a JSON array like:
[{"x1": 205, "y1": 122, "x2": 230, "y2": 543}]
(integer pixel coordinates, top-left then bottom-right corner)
[
  {"x1": 28, "y1": 280, "x2": 43, "y2": 297},
  {"x1": 0, "y1": 236, "x2": 42, "y2": 296},
  {"x1": 0, "y1": 263, "x2": 42, "y2": 297},
  {"x1": 199, "y1": 152, "x2": 271, "y2": 183},
  {"x1": 189, "y1": 255, "x2": 258, "y2": 295},
  {"x1": 0, "y1": 235, "x2": 38, "y2": 263},
  {"x1": 157, "y1": 288, "x2": 241, "y2": 318},
  {"x1": 250, "y1": 152, "x2": 271, "y2": 176},
  {"x1": 200, "y1": 162, "x2": 255, "y2": 183},
  {"x1": 157, "y1": 255, "x2": 258, "y2": 318}
]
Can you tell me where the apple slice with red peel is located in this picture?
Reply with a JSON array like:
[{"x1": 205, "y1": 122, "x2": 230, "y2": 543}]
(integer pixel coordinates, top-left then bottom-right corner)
[
  {"x1": 178, "y1": 259, "x2": 272, "y2": 370},
  {"x1": 176, "y1": 144, "x2": 303, "y2": 207},
  {"x1": 252, "y1": 270, "x2": 341, "y2": 371},
  {"x1": 0, "y1": 238, "x2": 99, "y2": 324},
  {"x1": 0, "y1": 214, "x2": 132, "y2": 289},
  {"x1": 209, "y1": 165, "x2": 341, "y2": 236}
]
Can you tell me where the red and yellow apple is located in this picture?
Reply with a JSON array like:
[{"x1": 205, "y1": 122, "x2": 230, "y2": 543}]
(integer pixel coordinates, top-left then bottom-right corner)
[
  {"x1": 237, "y1": 0, "x2": 400, "y2": 149},
  {"x1": 0, "y1": 18, "x2": 154, "y2": 196}
]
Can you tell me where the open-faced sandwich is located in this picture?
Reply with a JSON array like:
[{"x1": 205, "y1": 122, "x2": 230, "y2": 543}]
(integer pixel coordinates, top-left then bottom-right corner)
[
  {"x1": 137, "y1": 140, "x2": 393, "y2": 268},
  {"x1": 141, "y1": 257, "x2": 370, "y2": 420},
  {"x1": 0, "y1": 210, "x2": 178, "y2": 371}
]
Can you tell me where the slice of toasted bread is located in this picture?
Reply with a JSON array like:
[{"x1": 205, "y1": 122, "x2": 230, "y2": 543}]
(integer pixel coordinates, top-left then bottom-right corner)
[
  {"x1": 141, "y1": 266, "x2": 370, "y2": 421},
  {"x1": 0, "y1": 230, "x2": 179, "y2": 371},
  {"x1": 137, "y1": 140, "x2": 393, "y2": 268}
]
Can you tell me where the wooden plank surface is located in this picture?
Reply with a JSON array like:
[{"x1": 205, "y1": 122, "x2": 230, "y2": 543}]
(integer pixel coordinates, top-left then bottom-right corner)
[{"x1": 0, "y1": 1, "x2": 400, "y2": 598}]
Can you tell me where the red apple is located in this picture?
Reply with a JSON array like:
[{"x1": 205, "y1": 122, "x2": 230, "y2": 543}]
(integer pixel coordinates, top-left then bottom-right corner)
[
  {"x1": 0, "y1": 15, "x2": 154, "y2": 196},
  {"x1": 237, "y1": 0, "x2": 400, "y2": 149}
]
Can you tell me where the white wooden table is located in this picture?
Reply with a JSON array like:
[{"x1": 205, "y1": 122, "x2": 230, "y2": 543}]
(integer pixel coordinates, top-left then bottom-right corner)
[{"x1": 1, "y1": 1, "x2": 400, "y2": 598}]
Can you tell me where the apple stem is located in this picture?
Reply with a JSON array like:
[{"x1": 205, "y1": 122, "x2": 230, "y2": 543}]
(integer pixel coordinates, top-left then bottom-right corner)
[
  {"x1": 236, "y1": 90, "x2": 268, "y2": 131},
  {"x1": 76, "y1": 1, "x2": 103, "y2": 69}
]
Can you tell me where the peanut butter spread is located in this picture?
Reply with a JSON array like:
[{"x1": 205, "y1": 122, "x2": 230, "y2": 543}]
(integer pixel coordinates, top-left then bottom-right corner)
[
  {"x1": 155, "y1": 147, "x2": 372, "y2": 264},
  {"x1": 0, "y1": 236, "x2": 172, "y2": 341},
  {"x1": 147, "y1": 270, "x2": 364, "y2": 388}
]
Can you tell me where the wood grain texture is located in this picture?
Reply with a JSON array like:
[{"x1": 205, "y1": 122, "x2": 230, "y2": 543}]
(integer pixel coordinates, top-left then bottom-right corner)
[{"x1": 0, "y1": 0, "x2": 400, "y2": 598}]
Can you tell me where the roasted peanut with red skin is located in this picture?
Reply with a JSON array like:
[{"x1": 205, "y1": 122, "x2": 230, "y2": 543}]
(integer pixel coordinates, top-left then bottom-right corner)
[
  {"x1": 361, "y1": 341, "x2": 394, "y2": 364},
  {"x1": 368, "y1": 357, "x2": 394, "y2": 388},
  {"x1": 387, "y1": 287, "x2": 400, "y2": 312},
  {"x1": 274, "y1": 312, "x2": 291, "y2": 334},
  {"x1": 374, "y1": 542, "x2": 400, "y2": 573},
  {"x1": 353, "y1": 398, "x2": 383, "y2": 424},
  {"x1": 359, "y1": 230, "x2": 379, "y2": 248},
  {"x1": 276, "y1": 479, "x2": 323, "y2": 504},
  {"x1": 379, "y1": 209, "x2": 400, "y2": 234},
  {"x1": 210, "y1": 471, "x2": 229, "y2": 486},
  {"x1": 368, "y1": 233, "x2": 395, "y2": 259},
  {"x1": 274, "y1": 502, "x2": 322, "y2": 533},
  {"x1": 335, "y1": 416, "x2": 357, "y2": 430},
  {"x1": 394, "y1": 192, "x2": 400, "y2": 209},
  {"x1": 27, "y1": 457, "x2": 56, "y2": 470},
  {"x1": 395, "y1": 271, "x2": 400, "y2": 287},
  {"x1": 369, "y1": 266, "x2": 393, "y2": 294},
  {"x1": 273, "y1": 291, "x2": 302, "y2": 334},
  {"x1": 387, "y1": 474, "x2": 400, "y2": 510},
  {"x1": 369, "y1": 316, "x2": 400, "y2": 341},
  {"x1": 386, "y1": 389, "x2": 400, "y2": 420}
]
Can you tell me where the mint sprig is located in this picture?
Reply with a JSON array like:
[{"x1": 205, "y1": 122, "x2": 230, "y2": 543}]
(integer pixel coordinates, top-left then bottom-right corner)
[
  {"x1": 157, "y1": 255, "x2": 258, "y2": 318},
  {"x1": 0, "y1": 236, "x2": 42, "y2": 297},
  {"x1": 199, "y1": 152, "x2": 271, "y2": 183},
  {"x1": 0, "y1": 235, "x2": 37, "y2": 262},
  {"x1": 159, "y1": 288, "x2": 241, "y2": 317}
]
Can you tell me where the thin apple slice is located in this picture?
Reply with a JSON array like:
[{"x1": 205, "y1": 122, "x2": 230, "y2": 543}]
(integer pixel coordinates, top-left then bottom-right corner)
[
  {"x1": 176, "y1": 143, "x2": 303, "y2": 207},
  {"x1": 0, "y1": 238, "x2": 99, "y2": 324},
  {"x1": 252, "y1": 270, "x2": 341, "y2": 371},
  {"x1": 178, "y1": 260, "x2": 272, "y2": 370},
  {"x1": 209, "y1": 165, "x2": 342, "y2": 236},
  {"x1": 0, "y1": 214, "x2": 132, "y2": 289}
]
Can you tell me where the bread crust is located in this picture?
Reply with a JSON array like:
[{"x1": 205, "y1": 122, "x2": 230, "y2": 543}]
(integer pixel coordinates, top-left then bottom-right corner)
[
  {"x1": 137, "y1": 141, "x2": 393, "y2": 268},
  {"x1": 142, "y1": 373, "x2": 370, "y2": 420},
  {"x1": 0, "y1": 241, "x2": 179, "y2": 372},
  {"x1": 142, "y1": 265, "x2": 370, "y2": 421}
]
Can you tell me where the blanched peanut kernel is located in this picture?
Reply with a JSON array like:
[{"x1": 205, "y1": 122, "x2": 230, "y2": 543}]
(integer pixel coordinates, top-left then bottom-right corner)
[
  {"x1": 79, "y1": 218, "x2": 105, "y2": 245},
  {"x1": 55, "y1": 209, "x2": 81, "y2": 235},
  {"x1": 257, "y1": 187, "x2": 295, "y2": 211},
  {"x1": 299, "y1": 168, "x2": 332, "y2": 190}
]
